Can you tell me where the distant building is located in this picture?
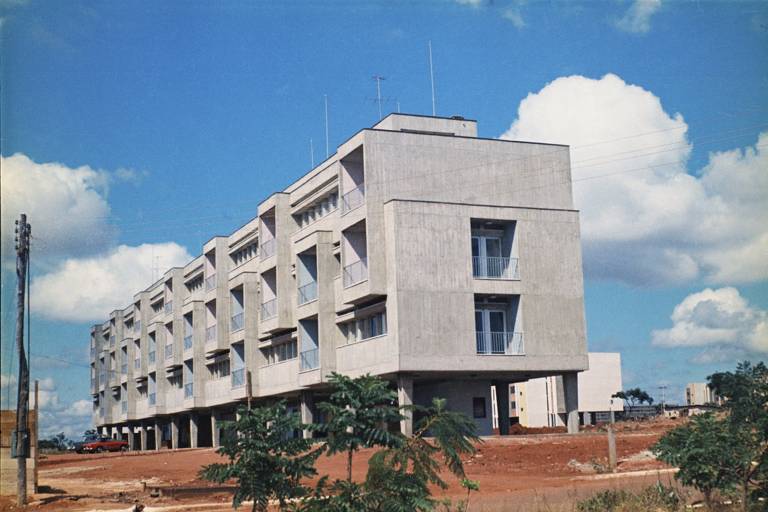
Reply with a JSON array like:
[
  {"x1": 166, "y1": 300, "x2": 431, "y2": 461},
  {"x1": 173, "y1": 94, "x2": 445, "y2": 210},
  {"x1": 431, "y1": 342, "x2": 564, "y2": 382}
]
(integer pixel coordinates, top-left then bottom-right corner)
[
  {"x1": 685, "y1": 383, "x2": 720, "y2": 406},
  {"x1": 510, "y1": 352, "x2": 624, "y2": 427}
]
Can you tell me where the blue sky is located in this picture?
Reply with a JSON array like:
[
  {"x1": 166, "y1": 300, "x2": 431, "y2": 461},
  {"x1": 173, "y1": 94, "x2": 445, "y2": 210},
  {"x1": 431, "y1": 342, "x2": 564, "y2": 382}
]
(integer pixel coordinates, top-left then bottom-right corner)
[{"x1": 1, "y1": 0, "x2": 766, "y2": 437}]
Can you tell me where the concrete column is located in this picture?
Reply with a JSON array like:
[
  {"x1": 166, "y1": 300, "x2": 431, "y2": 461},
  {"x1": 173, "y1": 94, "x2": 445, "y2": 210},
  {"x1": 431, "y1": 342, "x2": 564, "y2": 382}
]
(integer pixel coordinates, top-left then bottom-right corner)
[
  {"x1": 300, "y1": 391, "x2": 315, "y2": 439},
  {"x1": 493, "y1": 381, "x2": 510, "y2": 435},
  {"x1": 397, "y1": 375, "x2": 413, "y2": 437},
  {"x1": 190, "y1": 414, "x2": 199, "y2": 448},
  {"x1": 583, "y1": 412, "x2": 592, "y2": 426},
  {"x1": 211, "y1": 410, "x2": 221, "y2": 448},
  {"x1": 171, "y1": 416, "x2": 180, "y2": 450},
  {"x1": 563, "y1": 372, "x2": 579, "y2": 434},
  {"x1": 154, "y1": 420, "x2": 162, "y2": 450},
  {"x1": 127, "y1": 425, "x2": 135, "y2": 451},
  {"x1": 139, "y1": 423, "x2": 148, "y2": 451}
]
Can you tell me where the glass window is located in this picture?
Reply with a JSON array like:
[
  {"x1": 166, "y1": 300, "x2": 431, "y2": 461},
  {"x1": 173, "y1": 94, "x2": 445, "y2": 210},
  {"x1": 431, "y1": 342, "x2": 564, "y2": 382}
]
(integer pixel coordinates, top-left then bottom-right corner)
[{"x1": 473, "y1": 397, "x2": 486, "y2": 418}]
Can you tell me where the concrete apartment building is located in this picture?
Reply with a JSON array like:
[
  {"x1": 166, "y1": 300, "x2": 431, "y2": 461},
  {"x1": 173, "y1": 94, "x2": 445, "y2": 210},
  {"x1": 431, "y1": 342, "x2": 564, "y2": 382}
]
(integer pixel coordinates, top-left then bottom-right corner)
[
  {"x1": 510, "y1": 352, "x2": 623, "y2": 428},
  {"x1": 89, "y1": 114, "x2": 588, "y2": 449},
  {"x1": 685, "y1": 382, "x2": 721, "y2": 406}
]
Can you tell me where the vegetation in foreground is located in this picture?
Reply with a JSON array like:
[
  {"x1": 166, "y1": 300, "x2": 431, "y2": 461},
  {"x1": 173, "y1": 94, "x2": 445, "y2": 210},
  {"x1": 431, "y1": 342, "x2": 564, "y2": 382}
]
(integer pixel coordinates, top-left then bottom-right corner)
[{"x1": 201, "y1": 373, "x2": 480, "y2": 512}]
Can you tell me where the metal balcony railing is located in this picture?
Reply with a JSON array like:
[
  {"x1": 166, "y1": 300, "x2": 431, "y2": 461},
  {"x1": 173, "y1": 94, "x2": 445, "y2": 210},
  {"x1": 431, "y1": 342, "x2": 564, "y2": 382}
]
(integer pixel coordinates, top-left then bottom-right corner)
[
  {"x1": 164, "y1": 301, "x2": 173, "y2": 314},
  {"x1": 260, "y1": 238, "x2": 276, "y2": 260},
  {"x1": 343, "y1": 258, "x2": 368, "y2": 288},
  {"x1": 475, "y1": 331, "x2": 524, "y2": 355},
  {"x1": 184, "y1": 383, "x2": 194, "y2": 398},
  {"x1": 109, "y1": 370, "x2": 117, "y2": 382},
  {"x1": 164, "y1": 344, "x2": 173, "y2": 360},
  {"x1": 341, "y1": 183, "x2": 365, "y2": 214},
  {"x1": 230, "y1": 312, "x2": 244, "y2": 332},
  {"x1": 300, "y1": 348, "x2": 319, "y2": 371},
  {"x1": 148, "y1": 392, "x2": 156, "y2": 406},
  {"x1": 298, "y1": 281, "x2": 318, "y2": 305},
  {"x1": 205, "y1": 274, "x2": 217, "y2": 291},
  {"x1": 260, "y1": 298, "x2": 277, "y2": 321},
  {"x1": 134, "y1": 320, "x2": 141, "y2": 333},
  {"x1": 148, "y1": 350, "x2": 156, "y2": 365},
  {"x1": 206, "y1": 325, "x2": 217, "y2": 343},
  {"x1": 121, "y1": 401, "x2": 127, "y2": 414},
  {"x1": 99, "y1": 372, "x2": 106, "y2": 383},
  {"x1": 134, "y1": 358, "x2": 141, "y2": 369},
  {"x1": 183, "y1": 334, "x2": 193, "y2": 351},
  {"x1": 472, "y1": 256, "x2": 520, "y2": 280},
  {"x1": 121, "y1": 363, "x2": 128, "y2": 375},
  {"x1": 231, "y1": 368, "x2": 245, "y2": 389},
  {"x1": 109, "y1": 335, "x2": 116, "y2": 347}
]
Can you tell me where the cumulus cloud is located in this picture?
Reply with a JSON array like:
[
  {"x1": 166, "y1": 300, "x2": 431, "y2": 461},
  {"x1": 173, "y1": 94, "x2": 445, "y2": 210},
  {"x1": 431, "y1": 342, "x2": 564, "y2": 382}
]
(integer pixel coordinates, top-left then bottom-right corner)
[
  {"x1": 615, "y1": 0, "x2": 662, "y2": 34},
  {"x1": 500, "y1": 73, "x2": 768, "y2": 285},
  {"x1": 0, "y1": 153, "x2": 115, "y2": 262},
  {"x1": 1, "y1": 373, "x2": 17, "y2": 389},
  {"x1": 652, "y1": 287, "x2": 768, "y2": 362},
  {"x1": 32, "y1": 242, "x2": 193, "y2": 323},
  {"x1": 502, "y1": 5, "x2": 525, "y2": 29}
]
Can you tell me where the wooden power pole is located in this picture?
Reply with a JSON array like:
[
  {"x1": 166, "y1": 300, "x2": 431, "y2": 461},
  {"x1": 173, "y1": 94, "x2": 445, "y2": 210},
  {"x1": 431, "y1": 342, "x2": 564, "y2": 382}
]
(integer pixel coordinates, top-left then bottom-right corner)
[{"x1": 13, "y1": 213, "x2": 31, "y2": 505}]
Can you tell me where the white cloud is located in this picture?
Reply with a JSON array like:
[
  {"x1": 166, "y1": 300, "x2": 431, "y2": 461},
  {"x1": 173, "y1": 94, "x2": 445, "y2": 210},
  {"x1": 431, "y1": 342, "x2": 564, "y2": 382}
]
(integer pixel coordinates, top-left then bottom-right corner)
[
  {"x1": 502, "y1": 6, "x2": 525, "y2": 29},
  {"x1": 1, "y1": 373, "x2": 17, "y2": 389},
  {"x1": 614, "y1": 0, "x2": 662, "y2": 34},
  {"x1": 0, "y1": 153, "x2": 115, "y2": 262},
  {"x1": 500, "y1": 73, "x2": 768, "y2": 285},
  {"x1": 652, "y1": 287, "x2": 768, "y2": 361},
  {"x1": 454, "y1": 0, "x2": 483, "y2": 6},
  {"x1": 31, "y1": 242, "x2": 192, "y2": 323}
]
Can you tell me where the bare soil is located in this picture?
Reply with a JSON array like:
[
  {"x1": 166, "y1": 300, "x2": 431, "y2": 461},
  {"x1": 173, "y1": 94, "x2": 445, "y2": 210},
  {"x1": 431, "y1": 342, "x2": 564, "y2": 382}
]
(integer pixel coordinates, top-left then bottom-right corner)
[{"x1": 0, "y1": 417, "x2": 687, "y2": 512}]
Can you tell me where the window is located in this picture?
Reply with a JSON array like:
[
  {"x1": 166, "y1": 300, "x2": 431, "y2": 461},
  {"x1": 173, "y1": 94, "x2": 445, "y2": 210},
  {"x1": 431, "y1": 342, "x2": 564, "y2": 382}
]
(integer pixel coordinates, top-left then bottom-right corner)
[
  {"x1": 231, "y1": 241, "x2": 259, "y2": 267},
  {"x1": 473, "y1": 397, "x2": 486, "y2": 418},
  {"x1": 186, "y1": 275, "x2": 204, "y2": 293},
  {"x1": 295, "y1": 190, "x2": 339, "y2": 229},
  {"x1": 343, "y1": 310, "x2": 387, "y2": 344},
  {"x1": 261, "y1": 339, "x2": 298, "y2": 365},
  {"x1": 209, "y1": 359, "x2": 230, "y2": 379}
]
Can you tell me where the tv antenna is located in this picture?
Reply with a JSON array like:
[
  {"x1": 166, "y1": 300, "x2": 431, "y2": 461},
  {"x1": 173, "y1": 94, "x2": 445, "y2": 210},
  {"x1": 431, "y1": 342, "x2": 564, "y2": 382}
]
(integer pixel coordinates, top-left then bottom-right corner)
[
  {"x1": 428, "y1": 40, "x2": 436, "y2": 116},
  {"x1": 370, "y1": 75, "x2": 393, "y2": 119}
]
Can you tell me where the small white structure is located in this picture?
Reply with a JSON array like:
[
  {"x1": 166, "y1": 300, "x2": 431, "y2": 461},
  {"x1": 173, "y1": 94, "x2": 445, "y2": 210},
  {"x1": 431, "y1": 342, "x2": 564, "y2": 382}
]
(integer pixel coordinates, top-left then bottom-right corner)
[{"x1": 511, "y1": 352, "x2": 624, "y2": 427}]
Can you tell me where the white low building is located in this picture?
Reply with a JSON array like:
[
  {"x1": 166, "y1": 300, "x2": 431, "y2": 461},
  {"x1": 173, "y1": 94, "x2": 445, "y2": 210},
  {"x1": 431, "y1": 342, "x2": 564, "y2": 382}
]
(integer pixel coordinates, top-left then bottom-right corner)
[{"x1": 510, "y1": 352, "x2": 624, "y2": 427}]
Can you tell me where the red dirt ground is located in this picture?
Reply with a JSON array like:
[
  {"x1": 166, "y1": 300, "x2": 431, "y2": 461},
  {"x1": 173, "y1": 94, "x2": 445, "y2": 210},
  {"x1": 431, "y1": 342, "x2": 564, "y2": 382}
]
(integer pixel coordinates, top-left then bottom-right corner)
[{"x1": 0, "y1": 418, "x2": 685, "y2": 511}]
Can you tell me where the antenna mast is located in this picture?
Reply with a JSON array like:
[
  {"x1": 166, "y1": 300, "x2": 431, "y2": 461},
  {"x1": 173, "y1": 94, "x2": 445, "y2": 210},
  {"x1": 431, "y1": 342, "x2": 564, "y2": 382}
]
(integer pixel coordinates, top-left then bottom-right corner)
[
  {"x1": 324, "y1": 95, "x2": 330, "y2": 158},
  {"x1": 428, "y1": 40, "x2": 436, "y2": 116},
  {"x1": 372, "y1": 75, "x2": 386, "y2": 119}
]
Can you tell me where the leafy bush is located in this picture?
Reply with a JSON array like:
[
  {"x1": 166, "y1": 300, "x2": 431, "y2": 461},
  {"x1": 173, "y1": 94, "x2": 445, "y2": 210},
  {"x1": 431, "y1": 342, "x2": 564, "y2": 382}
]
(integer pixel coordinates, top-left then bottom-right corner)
[{"x1": 577, "y1": 483, "x2": 682, "y2": 512}]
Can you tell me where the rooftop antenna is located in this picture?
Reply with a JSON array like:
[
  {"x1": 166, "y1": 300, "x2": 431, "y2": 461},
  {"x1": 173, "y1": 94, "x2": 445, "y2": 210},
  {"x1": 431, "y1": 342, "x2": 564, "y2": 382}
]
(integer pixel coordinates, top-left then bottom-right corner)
[
  {"x1": 372, "y1": 75, "x2": 386, "y2": 119},
  {"x1": 396, "y1": 100, "x2": 401, "y2": 113},
  {"x1": 428, "y1": 40, "x2": 436, "y2": 116},
  {"x1": 310, "y1": 138, "x2": 315, "y2": 168},
  {"x1": 324, "y1": 95, "x2": 330, "y2": 158}
]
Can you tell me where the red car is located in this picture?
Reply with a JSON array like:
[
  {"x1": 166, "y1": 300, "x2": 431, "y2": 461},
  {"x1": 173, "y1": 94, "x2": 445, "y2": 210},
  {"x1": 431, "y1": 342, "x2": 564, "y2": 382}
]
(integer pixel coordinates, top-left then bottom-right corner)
[{"x1": 78, "y1": 435, "x2": 128, "y2": 453}]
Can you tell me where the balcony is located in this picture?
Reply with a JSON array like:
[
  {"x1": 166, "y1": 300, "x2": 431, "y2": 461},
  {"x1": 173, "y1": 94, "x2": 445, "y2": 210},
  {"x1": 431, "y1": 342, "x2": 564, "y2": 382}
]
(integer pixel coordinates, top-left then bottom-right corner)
[
  {"x1": 148, "y1": 392, "x2": 156, "y2": 406},
  {"x1": 99, "y1": 407, "x2": 104, "y2": 417},
  {"x1": 205, "y1": 274, "x2": 217, "y2": 291},
  {"x1": 230, "y1": 312, "x2": 244, "y2": 332},
  {"x1": 121, "y1": 363, "x2": 128, "y2": 375},
  {"x1": 164, "y1": 344, "x2": 173, "y2": 360},
  {"x1": 121, "y1": 401, "x2": 127, "y2": 414},
  {"x1": 260, "y1": 238, "x2": 276, "y2": 260},
  {"x1": 475, "y1": 331, "x2": 524, "y2": 355},
  {"x1": 260, "y1": 298, "x2": 277, "y2": 321},
  {"x1": 298, "y1": 282, "x2": 318, "y2": 305},
  {"x1": 205, "y1": 325, "x2": 217, "y2": 343},
  {"x1": 231, "y1": 368, "x2": 245, "y2": 389},
  {"x1": 183, "y1": 334, "x2": 193, "y2": 351},
  {"x1": 341, "y1": 183, "x2": 365, "y2": 214},
  {"x1": 343, "y1": 258, "x2": 368, "y2": 288},
  {"x1": 472, "y1": 256, "x2": 520, "y2": 280},
  {"x1": 184, "y1": 382, "x2": 194, "y2": 399},
  {"x1": 134, "y1": 320, "x2": 141, "y2": 333},
  {"x1": 164, "y1": 301, "x2": 173, "y2": 314},
  {"x1": 148, "y1": 351, "x2": 156, "y2": 365},
  {"x1": 99, "y1": 372, "x2": 106, "y2": 383},
  {"x1": 300, "y1": 348, "x2": 319, "y2": 371},
  {"x1": 90, "y1": 347, "x2": 95, "y2": 359},
  {"x1": 205, "y1": 377, "x2": 231, "y2": 401},
  {"x1": 134, "y1": 358, "x2": 141, "y2": 370},
  {"x1": 109, "y1": 335, "x2": 116, "y2": 347}
]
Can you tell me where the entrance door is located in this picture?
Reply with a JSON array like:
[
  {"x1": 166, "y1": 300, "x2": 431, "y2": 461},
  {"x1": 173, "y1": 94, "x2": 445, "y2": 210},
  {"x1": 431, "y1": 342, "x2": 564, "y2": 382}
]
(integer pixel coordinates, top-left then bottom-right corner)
[
  {"x1": 475, "y1": 309, "x2": 507, "y2": 354},
  {"x1": 472, "y1": 236, "x2": 502, "y2": 277}
]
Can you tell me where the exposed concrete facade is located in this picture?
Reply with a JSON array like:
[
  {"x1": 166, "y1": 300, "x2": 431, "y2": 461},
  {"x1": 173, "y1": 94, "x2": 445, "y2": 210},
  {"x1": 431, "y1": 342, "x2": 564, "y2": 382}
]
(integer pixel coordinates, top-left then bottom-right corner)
[
  {"x1": 89, "y1": 114, "x2": 588, "y2": 444},
  {"x1": 685, "y1": 382, "x2": 721, "y2": 406}
]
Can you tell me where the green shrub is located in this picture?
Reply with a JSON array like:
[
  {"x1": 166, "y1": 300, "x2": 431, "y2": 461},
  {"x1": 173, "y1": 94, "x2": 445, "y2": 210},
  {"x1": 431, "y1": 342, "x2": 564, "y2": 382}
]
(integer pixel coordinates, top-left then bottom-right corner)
[{"x1": 577, "y1": 483, "x2": 682, "y2": 512}]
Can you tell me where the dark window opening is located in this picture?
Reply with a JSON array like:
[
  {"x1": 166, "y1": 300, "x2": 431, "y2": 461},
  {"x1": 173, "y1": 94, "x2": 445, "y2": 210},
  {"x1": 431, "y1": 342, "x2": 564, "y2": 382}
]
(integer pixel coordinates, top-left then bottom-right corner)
[{"x1": 472, "y1": 397, "x2": 486, "y2": 418}]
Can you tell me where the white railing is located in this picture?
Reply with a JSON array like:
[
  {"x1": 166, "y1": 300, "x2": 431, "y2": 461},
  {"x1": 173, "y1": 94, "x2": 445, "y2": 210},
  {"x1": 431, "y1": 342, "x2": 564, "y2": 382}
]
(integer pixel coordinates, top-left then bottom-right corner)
[
  {"x1": 231, "y1": 312, "x2": 244, "y2": 332},
  {"x1": 184, "y1": 382, "x2": 194, "y2": 399},
  {"x1": 205, "y1": 274, "x2": 217, "y2": 291},
  {"x1": 121, "y1": 401, "x2": 127, "y2": 414},
  {"x1": 164, "y1": 344, "x2": 173, "y2": 360},
  {"x1": 475, "y1": 331, "x2": 524, "y2": 355},
  {"x1": 260, "y1": 238, "x2": 276, "y2": 259},
  {"x1": 341, "y1": 183, "x2": 365, "y2": 214},
  {"x1": 121, "y1": 363, "x2": 128, "y2": 375},
  {"x1": 206, "y1": 325, "x2": 217, "y2": 343},
  {"x1": 472, "y1": 256, "x2": 520, "y2": 280},
  {"x1": 298, "y1": 281, "x2": 318, "y2": 305},
  {"x1": 300, "y1": 348, "x2": 319, "y2": 371},
  {"x1": 148, "y1": 392, "x2": 156, "y2": 406},
  {"x1": 148, "y1": 350, "x2": 156, "y2": 365},
  {"x1": 109, "y1": 335, "x2": 116, "y2": 347},
  {"x1": 231, "y1": 368, "x2": 245, "y2": 389},
  {"x1": 134, "y1": 320, "x2": 141, "y2": 333},
  {"x1": 261, "y1": 298, "x2": 277, "y2": 321},
  {"x1": 343, "y1": 258, "x2": 368, "y2": 288},
  {"x1": 183, "y1": 334, "x2": 193, "y2": 351},
  {"x1": 164, "y1": 301, "x2": 173, "y2": 314},
  {"x1": 134, "y1": 358, "x2": 141, "y2": 370}
]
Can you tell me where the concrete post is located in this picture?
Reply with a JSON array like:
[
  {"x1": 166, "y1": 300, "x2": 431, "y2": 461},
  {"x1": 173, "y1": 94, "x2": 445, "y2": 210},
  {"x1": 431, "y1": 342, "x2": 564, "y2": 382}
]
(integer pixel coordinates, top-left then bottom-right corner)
[
  {"x1": 563, "y1": 372, "x2": 579, "y2": 434},
  {"x1": 190, "y1": 414, "x2": 199, "y2": 448},
  {"x1": 139, "y1": 423, "x2": 148, "y2": 451},
  {"x1": 154, "y1": 420, "x2": 162, "y2": 450},
  {"x1": 211, "y1": 410, "x2": 221, "y2": 448},
  {"x1": 171, "y1": 416, "x2": 180, "y2": 450},
  {"x1": 127, "y1": 425, "x2": 135, "y2": 451},
  {"x1": 583, "y1": 412, "x2": 592, "y2": 426},
  {"x1": 300, "y1": 391, "x2": 315, "y2": 439},
  {"x1": 397, "y1": 375, "x2": 413, "y2": 437}
]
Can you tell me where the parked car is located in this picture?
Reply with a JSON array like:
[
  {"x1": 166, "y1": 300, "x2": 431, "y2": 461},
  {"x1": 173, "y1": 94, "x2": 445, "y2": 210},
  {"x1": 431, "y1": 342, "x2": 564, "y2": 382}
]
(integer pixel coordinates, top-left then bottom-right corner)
[{"x1": 74, "y1": 435, "x2": 128, "y2": 453}]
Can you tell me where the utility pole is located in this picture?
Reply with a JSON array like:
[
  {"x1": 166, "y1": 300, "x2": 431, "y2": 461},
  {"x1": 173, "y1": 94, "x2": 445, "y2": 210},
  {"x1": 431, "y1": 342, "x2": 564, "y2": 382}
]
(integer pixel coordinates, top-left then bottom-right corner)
[
  {"x1": 13, "y1": 213, "x2": 31, "y2": 505},
  {"x1": 658, "y1": 385, "x2": 668, "y2": 413}
]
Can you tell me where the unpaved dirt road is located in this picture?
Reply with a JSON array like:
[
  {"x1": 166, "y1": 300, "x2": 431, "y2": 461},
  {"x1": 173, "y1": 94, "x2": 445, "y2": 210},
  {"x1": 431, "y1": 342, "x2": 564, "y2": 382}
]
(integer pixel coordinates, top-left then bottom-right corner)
[{"x1": 0, "y1": 421, "x2": 682, "y2": 511}]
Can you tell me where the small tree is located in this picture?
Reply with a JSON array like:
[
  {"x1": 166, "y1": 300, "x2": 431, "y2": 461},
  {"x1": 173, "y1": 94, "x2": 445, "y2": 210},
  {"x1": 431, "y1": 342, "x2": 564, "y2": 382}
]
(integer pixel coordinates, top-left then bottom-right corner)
[
  {"x1": 613, "y1": 388, "x2": 653, "y2": 407},
  {"x1": 200, "y1": 402, "x2": 321, "y2": 512}
]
